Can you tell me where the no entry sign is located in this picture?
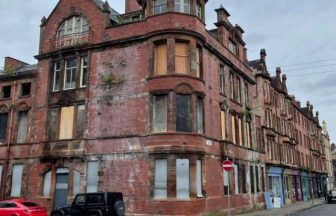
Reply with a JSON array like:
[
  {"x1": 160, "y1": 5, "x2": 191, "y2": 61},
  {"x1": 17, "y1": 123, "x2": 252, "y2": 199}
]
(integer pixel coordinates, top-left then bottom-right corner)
[{"x1": 222, "y1": 160, "x2": 234, "y2": 172}]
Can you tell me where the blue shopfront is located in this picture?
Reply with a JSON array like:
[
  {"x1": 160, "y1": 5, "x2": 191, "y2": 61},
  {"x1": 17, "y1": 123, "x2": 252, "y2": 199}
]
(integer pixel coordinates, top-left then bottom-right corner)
[
  {"x1": 301, "y1": 171, "x2": 311, "y2": 201},
  {"x1": 267, "y1": 167, "x2": 284, "y2": 208}
]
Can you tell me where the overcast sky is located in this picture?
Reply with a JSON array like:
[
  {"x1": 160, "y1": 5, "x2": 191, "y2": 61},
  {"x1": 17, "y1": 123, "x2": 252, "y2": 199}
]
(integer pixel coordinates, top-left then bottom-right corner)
[{"x1": 0, "y1": 0, "x2": 335, "y2": 143}]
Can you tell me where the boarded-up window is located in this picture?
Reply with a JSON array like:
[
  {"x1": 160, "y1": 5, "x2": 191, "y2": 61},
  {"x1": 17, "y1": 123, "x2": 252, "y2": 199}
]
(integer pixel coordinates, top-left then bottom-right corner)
[
  {"x1": 59, "y1": 106, "x2": 74, "y2": 140},
  {"x1": 196, "y1": 97, "x2": 204, "y2": 134},
  {"x1": 49, "y1": 109, "x2": 58, "y2": 140},
  {"x1": 76, "y1": 105, "x2": 86, "y2": 138},
  {"x1": 221, "y1": 111, "x2": 226, "y2": 140},
  {"x1": 80, "y1": 57, "x2": 88, "y2": 87},
  {"x1": 0, "y1": 113, "x2": 8, "y2": 141},
  {"x1": 231, "y1": 115, "x2": 236, "y2": 144},
  {"x1": 238, "y1": 118, "x2": 242, "y2": 146},
  {"x1": 53, "y1": 61, "x2": 61, "y2": 91},
  {"x1": 154, "y1": 159, "x2": 167, "y2": 199},
  {"x1": 87, "y1": 161, "x2": 99, "y2": 193},
  {"x1": 152, "y1": 95, "x2": 167, "y2": 132},
  {"x1": 64, "y1": 59, "x2": 77, "y2": 90},
  {"x1": 196, "y1": 47, "x2": 201, "y2": 77},
  {"x1": 196, "y1": 160, "x2": 203, "y2": 197},
  {"x1": 246, "y1": 121, "x2": 252, "y2": 148},
  {"x1": 17, "y1": 111, "x2": 29, "y2": 143},
  {"x1": 175, "y1": 42, "x2": 189, "y2": 74},
  {"x1": 73, "y1": 170, "x2": 81, "y2": 195},
  {"x1": 176, "y1": 94, "x2": 191, "y2": 132},
  {"x1": 43, "y1": 171, "x2": 51, "y2": 197},
  {"x1": 176, "y1": 159, "x2": 189, "y2": 199},
  {"x1": 155, "y1": 43, "x2": 168, "y2": 75},
  {"x1": 11, "y1": 165, "x2": 23, "y2": 197}
]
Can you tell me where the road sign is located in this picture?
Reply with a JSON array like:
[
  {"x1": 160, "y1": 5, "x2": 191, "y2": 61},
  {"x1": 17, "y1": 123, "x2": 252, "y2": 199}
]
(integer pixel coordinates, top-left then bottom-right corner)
[{"x1": 222, "y1": 160, "x2": 233, "y2": 172}]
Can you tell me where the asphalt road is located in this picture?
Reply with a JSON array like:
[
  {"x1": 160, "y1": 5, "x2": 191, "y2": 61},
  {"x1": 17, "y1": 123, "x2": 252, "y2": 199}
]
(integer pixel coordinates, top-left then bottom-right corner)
[{"x1": 292, "y1": 204, "x2": 335, "y2": 216}]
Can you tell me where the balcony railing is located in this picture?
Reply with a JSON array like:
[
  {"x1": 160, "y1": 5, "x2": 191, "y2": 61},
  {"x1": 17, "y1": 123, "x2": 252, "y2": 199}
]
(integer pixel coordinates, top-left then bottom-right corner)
[{"x1": 52, "y1": 31, "x2": 92, "y2": 49}]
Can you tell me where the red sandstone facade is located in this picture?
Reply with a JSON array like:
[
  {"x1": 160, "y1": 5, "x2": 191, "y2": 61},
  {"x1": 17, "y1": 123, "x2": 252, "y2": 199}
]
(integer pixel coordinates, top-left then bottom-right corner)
[{"x1": 0, "y1": 0, "x2": 327, "y2": 215}]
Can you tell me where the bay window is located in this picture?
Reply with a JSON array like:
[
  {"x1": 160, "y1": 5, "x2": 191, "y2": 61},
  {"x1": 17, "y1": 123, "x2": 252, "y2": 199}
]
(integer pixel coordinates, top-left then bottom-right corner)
[
  {"x1": 154, "y1": 0, "x2": 167, "y2": 14},
  {"x1": 175, "y1": 0, "x2": 190, "y2": 13}
]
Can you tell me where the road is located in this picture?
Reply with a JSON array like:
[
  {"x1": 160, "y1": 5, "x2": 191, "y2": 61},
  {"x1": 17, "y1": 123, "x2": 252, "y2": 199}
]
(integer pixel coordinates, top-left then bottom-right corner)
[{"x1": 292, "y1": 204, "x2": 335, "y2": 216}]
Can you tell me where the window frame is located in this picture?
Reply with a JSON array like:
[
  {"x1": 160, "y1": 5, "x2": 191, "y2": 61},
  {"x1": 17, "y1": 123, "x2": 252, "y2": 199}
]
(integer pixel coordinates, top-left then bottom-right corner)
[
  {"x1": 52, "y1": 61, "x2": 61, "y2": 92},
  {"x1": 174, "y1": 0, "x2": 191, "y2": 13},
  {"x1": 153, "y1": 0, "x2": 168, "y2": 14},
  {"x1": 80, "y1": 56, "x2": 88, "y2": 88},
  {"x1": 63, "y1": 58, "x2": 77, "y2": 90}
]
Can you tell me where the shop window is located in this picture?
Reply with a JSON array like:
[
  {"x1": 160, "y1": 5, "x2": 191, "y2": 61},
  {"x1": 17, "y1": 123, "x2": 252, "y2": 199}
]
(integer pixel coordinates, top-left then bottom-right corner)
[
  {"x1": 176, "y1": 159, "x2": 190, "y2": 199},
  {"x1": 80, "y1": 57, "x2": 88, "y2": 87},
  {"x1": 154, "y1": 159, "x2": 168, "y2": 199},
  {"x1": 175, "y1": 0, "x2": 190, "y2": 13},
  {"x1": 53, "y1": 61, "x2": 61, "y2": 91},
  {"x1": 250, "y1": 166, "x2": 255, "y2": 194},
  {"x1": 64, "y1": 59, "x2": 77, "y2": 90},
  {"x1": 76, "y1": 105, "x2": 86, "y2": 138},
  {"x1": 152, "y1": 95, "x2": 167, "y2": 133},
  {"x1": 154, "y1": 0, "x2": 167, "y2": 14},
  {"x1": 17, "y1": 111, "x2": 29, "y2": 143},
  {"x1": 221, "y1": 111, "x2": 226, "y2": 140},
  {"x1": 11, "y1": 165, "x2": 23, "y2": 197},
  {"x1": 196, "y1": 96, "x2": 204, "y2": 134},
  {"x1": 2, "y1": 86, "x2": 11, "y2": 99},
  {"x1": 21, "y1": 83, "x2": 31, "y2": 97},
  {"x1": 43, "y1": 171, "x2": 51, "y2": 197},
  {"x1": 87, "y1": 161, "x2": 99, "y2": 193},
  {"x1": 220, "y1": 64, "x2": 225, "y2": 95},
  {"x1": 176, "y1": 94, "x2": 191, "y2": 132},
  {"x1": 196, "y1": 160, "x2": 203, "y2": 197},
  {"x1": 155, "y1": 43, "x2": 168, "y2": 75},
  {"x1": 0, "y1": 113, "x2": 8, "y2": 141},
  {"x1": 59, "y1": 106, "x2": 75, "y2": 140},
  {"x1": 73, "y1": 170, "x2": 81, "y2": 195},
  {"x1": 175, "y1": 42, "x2": 189, "y2": 74}
]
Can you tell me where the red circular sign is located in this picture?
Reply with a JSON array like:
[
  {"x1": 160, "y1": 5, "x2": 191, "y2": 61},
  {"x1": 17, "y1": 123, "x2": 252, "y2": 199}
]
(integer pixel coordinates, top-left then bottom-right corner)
[{"x1": 222, "y1": 160, "x2": 234, "y2": 172}]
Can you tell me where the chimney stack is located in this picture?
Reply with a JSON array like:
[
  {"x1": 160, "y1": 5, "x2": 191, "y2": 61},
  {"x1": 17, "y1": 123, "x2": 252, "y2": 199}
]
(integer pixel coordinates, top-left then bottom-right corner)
[
  {"x1": 215, "y1": 5, "x2": 230, "y2": 22},
  {"x1": 214, "y1": 5, "x2": 231, "y2": 45},
  {"x1": 260, "y1": 49, "x2": 266, "y2": 62},
  {"x1": 125, "y1": 0, "x2": 141, "y2": 13},
  {"x1": 276, "y1": 67, "x2": 281, "y2": 78}
]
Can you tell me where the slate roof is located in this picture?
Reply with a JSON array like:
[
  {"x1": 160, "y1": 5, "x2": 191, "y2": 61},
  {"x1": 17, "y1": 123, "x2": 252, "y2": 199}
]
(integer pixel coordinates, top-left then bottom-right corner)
[
  {"x1": 248, "y1": 60, "x2": 263, "y2": 71},
  {"x1": 0, "y1": 64, "x2": 37, "y2": 77},
  {"x1": 93, "y1": 0, "x2": 120, "y2": 24}
]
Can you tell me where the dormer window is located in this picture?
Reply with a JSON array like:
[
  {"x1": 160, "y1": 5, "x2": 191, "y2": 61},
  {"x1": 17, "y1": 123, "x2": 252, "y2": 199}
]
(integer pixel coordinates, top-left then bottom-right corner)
[
  {"x1": 228, "y1": 40, "x2": 238, "y2": 56},
  {"x1": 175, "y1": 0, "x2": 190, "y2": 13},
  {"x1": 55, "y1": 16, "x2": 90, "y2": 48}
]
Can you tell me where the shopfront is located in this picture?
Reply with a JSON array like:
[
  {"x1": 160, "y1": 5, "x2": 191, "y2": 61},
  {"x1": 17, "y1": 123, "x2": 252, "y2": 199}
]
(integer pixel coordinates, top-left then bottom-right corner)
[
  {"x1": 300, "y1": 171, "x2": 310, "y2": 201},
  {"x1": 283, "y1": 169, "x2": 302, "y2": 204},
  {"x1": 268, "y1": 167, "x2": 284, "y2": 208}
]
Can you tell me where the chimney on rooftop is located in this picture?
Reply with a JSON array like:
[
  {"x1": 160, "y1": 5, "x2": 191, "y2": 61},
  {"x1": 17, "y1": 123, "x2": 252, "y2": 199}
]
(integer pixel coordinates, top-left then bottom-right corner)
[
  {"x1": 260, "y1": 49, "x2": 266, "y2": 62},
  {"x1": 4, "y1": 57, "x2": 28, "y2": 71},
  {"x1": 125, "y1": 0, "x2": 141, "y2": 13},
  {"x1": 276, "y1": 67, "x2": 281, "y2": 78},
  {"x1": 214, "y1": 5, "x2": 231, "y2": 46}
]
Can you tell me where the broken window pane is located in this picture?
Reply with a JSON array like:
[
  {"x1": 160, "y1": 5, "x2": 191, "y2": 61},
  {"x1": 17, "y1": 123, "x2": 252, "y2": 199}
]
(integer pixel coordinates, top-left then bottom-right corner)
[
  {"x1": 176, "y1": 159, "x2": 189, "y2": 199},
  {"x1": 152, "y1": 95, "x2": 167, "y2": 133},
  {"x1": 176, "y1": 94, "x2": 191, "y2": 132},
  {"x1": 73, "y1": 170, "x2": 80, "y2": 195},
  {"x1": 11, "y1": 165, "x2": 24, "y2": 197},
  {"x1": 64, "y1": 59, "x2": 77, "y2": 90},
  {"x1": 59, "y1": 106, "x2": 74, "y2": 140},
  {"x1": 0, "y1": 113, "x2": 8, "y2": 141},
  {"x1": 197, "y1": 97, "x2": 204, "y2": 134},
  {"x1": 87, "y1": 161, "x2": 99, "y2": 193},
  {"x1": 196, "y1": 160, "x2": 203, "y2": 197},
  {"x1": 53, "y1": 61, "x2": 61, "y2": 91},
  {"x1": 17, "y1": 111, "x2": 29, "y2": 143},
  {"x1": 154, "y1": 159, "x2": 167, "y2": 199},
  {"x1": 80, "y1": 57, "x2": 88, "y2": 87},
  {"x1": 49, "y1": 108, "x2": 58, "y2": 140},
  {"x1": 2, "y1": 86, "x2": 11, "y2": 99},
  {"x1": 76, "y1": 105, "x2": 86, "y2": 138},
  {"x1": 21, "y1": 83, "x2": 31, "y2": 97},
  {"x1": 43, "y1": 171, "x2": 51, "y2": 197}
]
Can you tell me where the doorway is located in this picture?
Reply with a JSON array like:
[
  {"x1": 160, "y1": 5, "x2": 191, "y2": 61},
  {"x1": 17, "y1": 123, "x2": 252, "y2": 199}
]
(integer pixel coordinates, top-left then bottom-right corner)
[{"x1": 54, "y1": 168, "x2": 69, "y2": 209}]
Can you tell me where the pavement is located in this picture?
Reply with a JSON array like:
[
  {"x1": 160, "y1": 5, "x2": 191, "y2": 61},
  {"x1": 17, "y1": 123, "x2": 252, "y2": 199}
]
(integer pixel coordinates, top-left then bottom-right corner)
[
  {"x1": 236, "y1": 198, "x2": 325, "y2": 216},
  {"x1": 291, "y1": 204, "x2": 334, "y2": 216}
]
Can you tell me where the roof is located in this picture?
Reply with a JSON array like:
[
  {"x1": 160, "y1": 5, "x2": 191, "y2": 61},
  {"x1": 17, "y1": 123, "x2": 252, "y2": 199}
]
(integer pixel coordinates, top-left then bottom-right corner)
[
  {"x1": 93, "y1": 0, "x2": 120, "y2": 24},
  {"x1": 248, "y1": 60, "x2": 263, "y2": 71},
  {"x1": 0, "y1": 64, "x2": 37, "y2": 77}
]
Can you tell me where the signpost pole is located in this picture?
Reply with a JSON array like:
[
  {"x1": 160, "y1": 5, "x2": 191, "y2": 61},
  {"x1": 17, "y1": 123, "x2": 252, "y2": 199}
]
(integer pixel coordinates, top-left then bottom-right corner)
[
  {"x1": 223, "y1": 159, "x2": 233, "y2": 216},
  {"x1": 228, "y1": 171, "x2": 231, "y2": 216}
]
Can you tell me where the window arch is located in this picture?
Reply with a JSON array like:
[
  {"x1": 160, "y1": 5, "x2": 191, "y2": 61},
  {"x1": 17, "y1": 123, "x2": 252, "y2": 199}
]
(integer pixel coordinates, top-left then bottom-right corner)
[{"x1": 57, "y1": 16, "x2": 89, "y2": 37}]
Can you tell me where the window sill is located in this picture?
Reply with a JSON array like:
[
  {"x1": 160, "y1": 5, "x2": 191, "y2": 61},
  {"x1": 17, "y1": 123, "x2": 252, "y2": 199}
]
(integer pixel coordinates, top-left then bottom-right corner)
[
  {"x1": 150, "y1": 131, "x2": 205, "y2": 137},
  {"x1": 0, "y1": 97, "x2": 11, "y2": 101},
  {"x1": 148, "y1": 74, "x2": 204, "y2": 84}
]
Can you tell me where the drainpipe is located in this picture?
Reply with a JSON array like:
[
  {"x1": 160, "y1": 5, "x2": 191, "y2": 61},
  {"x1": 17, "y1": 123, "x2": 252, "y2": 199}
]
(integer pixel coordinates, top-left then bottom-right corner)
[{"x1": 2, "y1": 81, "x2": 17, "y2": 199}]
